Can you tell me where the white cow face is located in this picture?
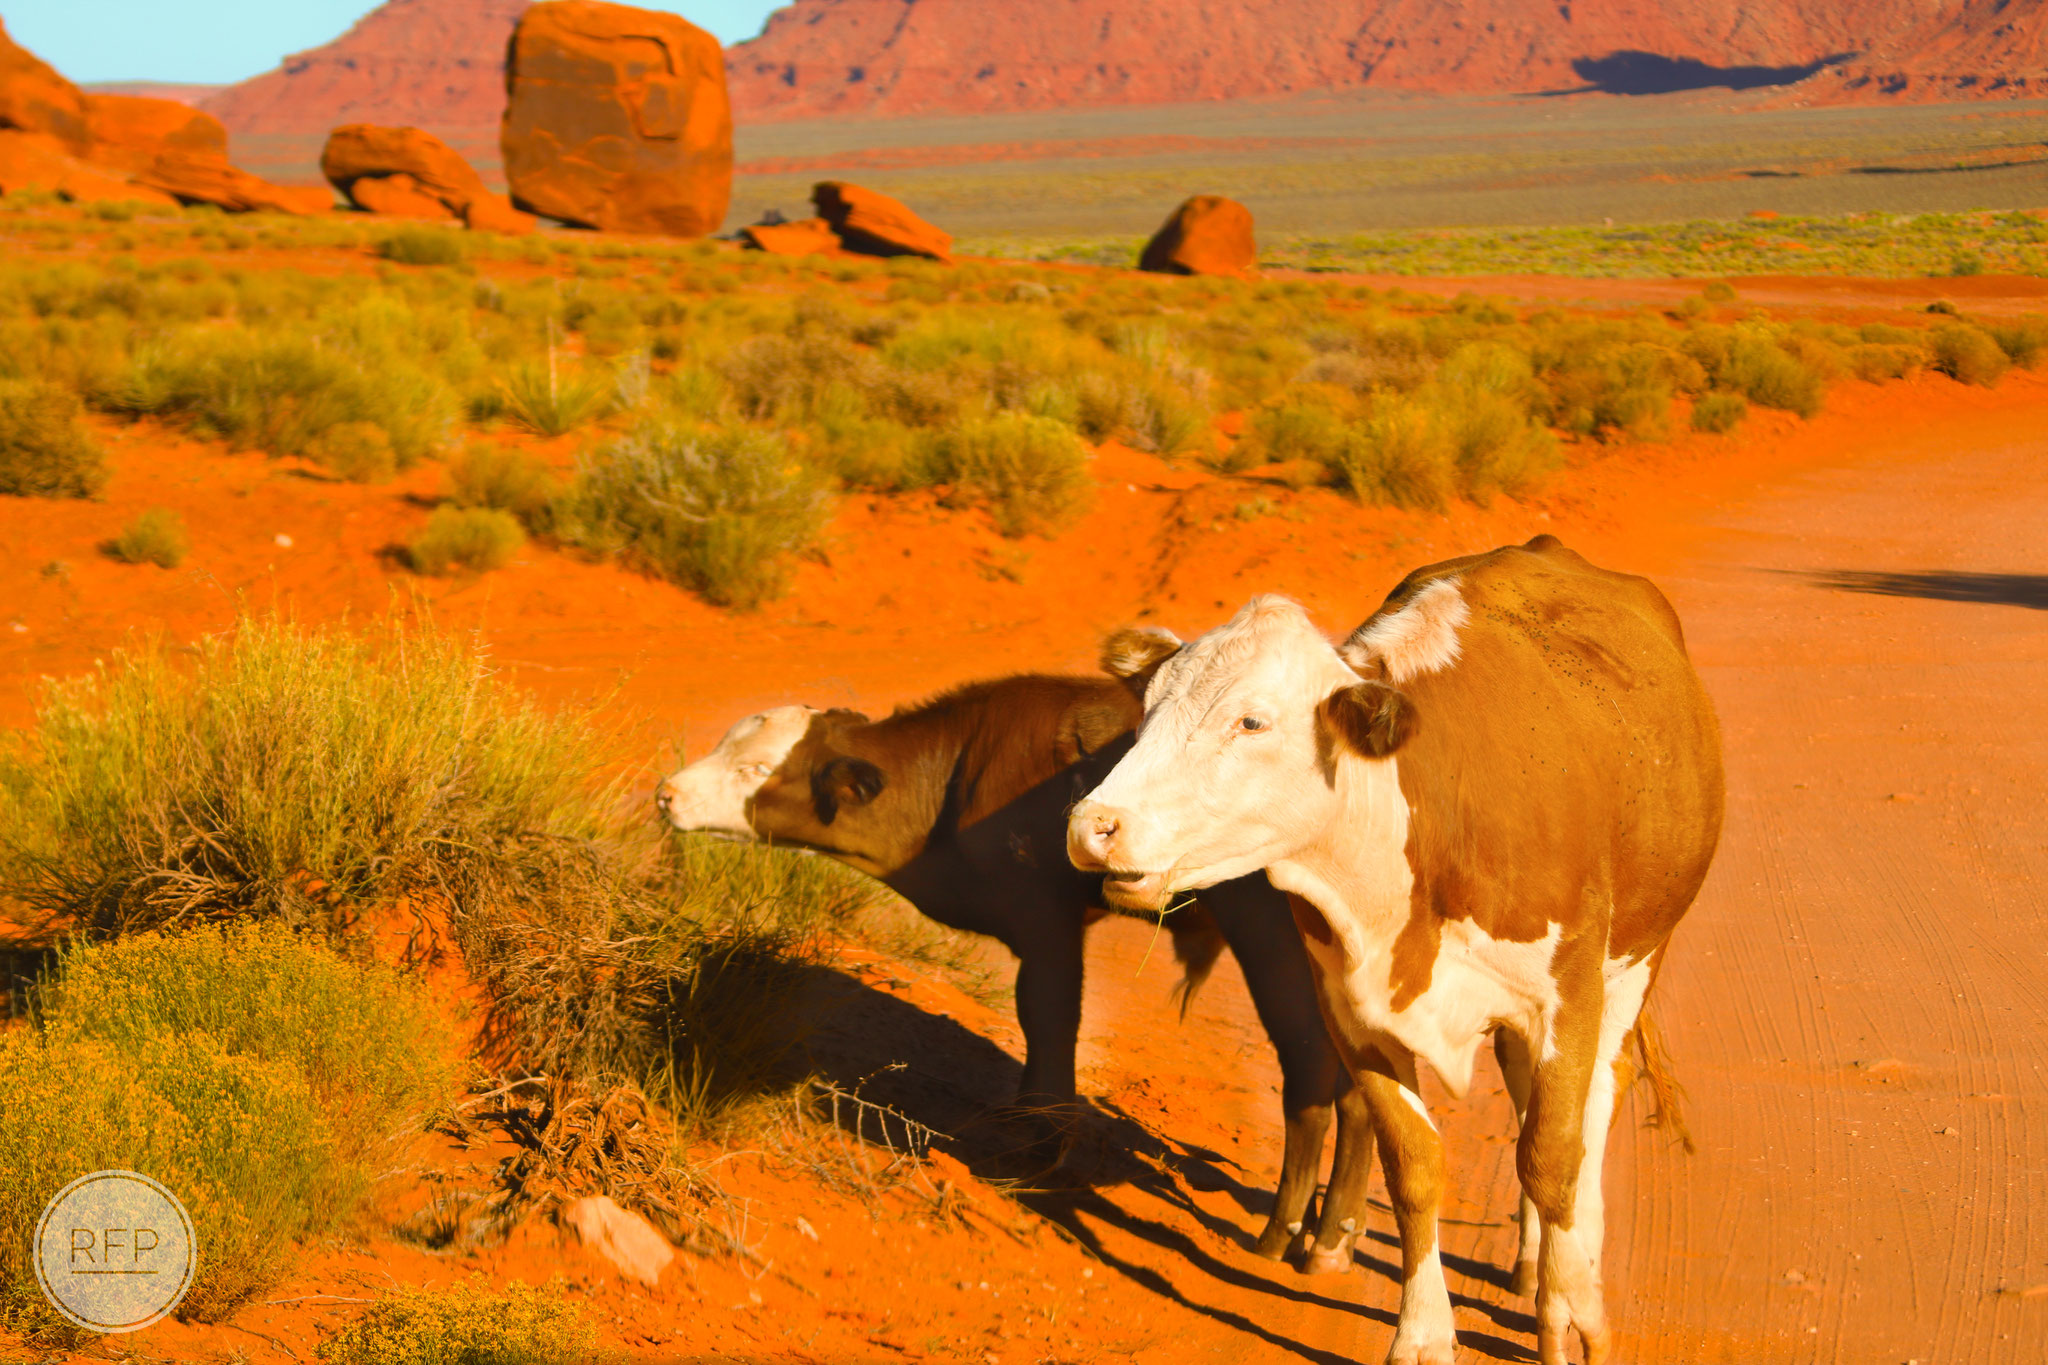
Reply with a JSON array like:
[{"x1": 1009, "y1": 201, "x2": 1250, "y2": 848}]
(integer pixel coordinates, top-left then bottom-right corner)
[
  {"x1": 1066, "y1": 596, "x2": 1415, "y2": 908},
  {"x1": 655, "y1": 705, "x2": 820, "y2": 836}
]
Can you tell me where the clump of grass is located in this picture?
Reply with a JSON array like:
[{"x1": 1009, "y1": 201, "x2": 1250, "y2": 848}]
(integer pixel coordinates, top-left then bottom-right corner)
[
  {"x1": 553, "y1": 423, "x2": 828, "y2": 610},
  {"x1": 409, "y1": 506, "x2": 526, "y2": 576},
  {"x1": 1930, "y1": 323, "x2": 2011, "y2": 388},
  {"x1": 496, "y1": 354, "x2": 613, "y2": 437},
  {"x1": 447, "y1": 443, "x2": 557, "y2": 520},
  {"x1": 0, "y1": 378, "x2": 106, "y2": 498},
  {"x1": 107, "y1": 506, "x2": 189, "y2": 566},
  {"x1": 924, "y1": 412, "x2": 1093, "y2": 537},
  {"x1": 1, "y1": 923, "x2": 455, "y2": 1324},
  {"x1": 310, "y1": 420, "x2": 398, "y2": 483},
  {"x1": 314, "y1": 1279, "x2": 593, "y2": 1365},
  {"x1": 1691, "y1": 392, "x2": 1748, "y2": 433},
  {"x1": 1335, "y1": 395, "x2": 1456, "y2": 511},
  {"x1": 117, "y1": 329, "x2": 454, "y2": 466},
  {"x1": 381, "y1": 227, "x2": 466, "y2": 267},
  {"x1": 1989, "y1": 315, "x2": 2048, "y2": 369},
  {"x1": 0, "y1": 614, "x2": 606, "y2": 936}
]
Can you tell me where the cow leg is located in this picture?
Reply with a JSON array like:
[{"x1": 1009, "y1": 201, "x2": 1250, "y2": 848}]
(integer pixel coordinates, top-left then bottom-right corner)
[
  {"x1": 1526, "y1": 952, "x2": 1655, "y2": 1365},
  {"x1": 1493, "y1": 1029, "x2": 1543, "y2": 1297},
  {"x1": 1199, "y1": 878, "x2": 1364, "y2": 1262},
  {"x1": 1009, "y1": 919, "x2": 1087, "y2": 1141},
  {"x1": 1303, "y1": 1078, "x2": 1377, "y2": 1273},
  {"x1": 1357, "y1": 1047, "x2": 1456, "y2": 1365}
]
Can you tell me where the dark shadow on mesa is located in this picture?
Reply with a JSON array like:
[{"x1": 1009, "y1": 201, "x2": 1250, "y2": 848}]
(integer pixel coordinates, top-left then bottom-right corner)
[
  {"x1": 1797, "y1": 569, "x2": 2048, "y2": 611},
  {"x1": 1551, "y1": 50, "x2": 1856, "y2": 96}
]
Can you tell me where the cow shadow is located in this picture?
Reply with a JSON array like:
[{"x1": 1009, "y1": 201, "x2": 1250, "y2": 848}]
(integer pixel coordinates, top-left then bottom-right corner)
[
  {"x1": 793, "y1": 963, "x2": 1540, "y2": 1364},
  {"x1": 1790, "y1": 568, "x2": 2048, "y2": 611}
]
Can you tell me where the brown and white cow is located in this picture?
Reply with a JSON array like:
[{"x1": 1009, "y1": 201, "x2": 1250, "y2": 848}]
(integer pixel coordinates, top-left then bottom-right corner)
[
  {"x1": 1067, "y1": 536, "x2": 1724, "y2": 1365},
  {"x1": 656, "y1": 673, "x2": 1377, "y2": 1269}
]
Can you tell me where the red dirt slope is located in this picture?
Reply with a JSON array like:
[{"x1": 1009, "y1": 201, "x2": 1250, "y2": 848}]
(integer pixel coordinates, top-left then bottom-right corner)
[
  {"x1": 724, "y1": 0, "x2": 1935, "y2": 121},
  {"x1": 201, "y1": 0, "x2": 530, "y2": 138},
  {"x1": 1800, "y1": 0, "x2": 2048, "y2": 103},
  {"x1": 196, "y1": 0, "x2": 2048, "y2": 142}
]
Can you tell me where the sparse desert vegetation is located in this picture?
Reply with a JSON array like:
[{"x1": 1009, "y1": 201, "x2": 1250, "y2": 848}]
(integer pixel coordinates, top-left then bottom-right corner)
[
  {"x1": 2, "y1": 198, "x2": 2042, "y2": 610},
  {"x1": 107, "y1": 506, "x2": 190, "y2": 567}
]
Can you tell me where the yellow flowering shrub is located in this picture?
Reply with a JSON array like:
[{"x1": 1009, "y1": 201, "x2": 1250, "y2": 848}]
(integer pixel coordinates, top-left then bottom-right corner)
[{"x1": 314, "y1": 1279, "x2": 594, "y2": 1365}]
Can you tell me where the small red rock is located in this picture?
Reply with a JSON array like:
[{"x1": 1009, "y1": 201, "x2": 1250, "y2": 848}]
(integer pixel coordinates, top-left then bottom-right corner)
[
  {"x1": 741, "y1": 216, "x2": 841, "y2": 256},
  {"x1": 1139, "y1": 195, "x2": 1256, "y2": 278},
  {"x1": 811, "y1": 181, "x2": 951, "y2": 261}
]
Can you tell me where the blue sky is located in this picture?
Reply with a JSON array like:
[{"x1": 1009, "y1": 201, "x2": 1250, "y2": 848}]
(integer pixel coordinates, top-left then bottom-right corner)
[{"x1": 1, "y1": 2, "x2": 788, "y2": 85}]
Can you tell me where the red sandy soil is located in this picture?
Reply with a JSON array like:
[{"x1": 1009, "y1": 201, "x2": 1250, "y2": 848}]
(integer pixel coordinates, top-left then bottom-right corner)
[{"x1": 3, "y1": 272, "x2": 2048, "y2": 1363}]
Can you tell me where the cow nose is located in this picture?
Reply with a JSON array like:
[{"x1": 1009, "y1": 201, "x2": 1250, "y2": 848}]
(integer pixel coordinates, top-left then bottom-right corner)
[
  {"x1": 1067, "y1": 802, "x2": 1127, "y2": 871},
  {"x1": 655, "y1": 780, "x2": 678, "y2": 812}
]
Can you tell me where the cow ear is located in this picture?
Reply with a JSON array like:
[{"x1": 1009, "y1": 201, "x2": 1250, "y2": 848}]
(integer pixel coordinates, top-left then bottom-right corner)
[
  {"x1": 1101, "y1": 625, "x2": 1182, "y2": 691},
  {"x1": 1056, "y1": 699, "x2": 1138, "y2": 768},
  {"x1": 812, "y1": 755, "x2": 886, "y2": 826},
  {"x1": 1317, "y1": 681, "x2": 1416, "y2": 758}
]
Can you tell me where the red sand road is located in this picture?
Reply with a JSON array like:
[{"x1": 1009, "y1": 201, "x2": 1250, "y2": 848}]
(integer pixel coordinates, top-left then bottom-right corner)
[
  {"x1": 3, "y1": 370, "x2": 2046, "y2": 1362},
  {"x1": 1044, "y1": 394, "x2": 2048, "y2": 1362}
]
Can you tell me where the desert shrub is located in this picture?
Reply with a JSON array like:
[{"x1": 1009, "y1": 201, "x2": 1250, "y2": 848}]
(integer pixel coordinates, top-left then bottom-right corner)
[
  {"x1": 381, "y1": 227, "x2": 466, "y2": 267},
  {"x1": 1988, "y1": 315, "x2": 2048, "y2": 369},
  {"x1": 315, "y1": 1280, "x2": 593, "y2": 1365},
  {"x1": 108, "y1": 506, "x2": 189, "y2": 566},
  {"x1": 1, "y1": 925, "x2": 454, "y2": 1324},
  {"x1": 118, "y1": 329, "x2": 454, "y2": 465},
  {"x1": 0, "y1": 1031, "x2": 342, "y2": 1324},
  {"x1": 1929, "y1": 324, "x2": 2010, "y2": 388},
  {"x1": 1690, "y1": 392, "x2": 1748, "y2": 433},
  {"x1": 494, "y1": 356, "x2": 612, "y2": 437},
  {"x1": 1713, "y1": 333, "x2": 1827, "y2": 418},
  {"x1": 409, "y1": 506, "x2": 526, "y2": 576},
  {"x1": 38, "y1": 922, "x2": 455, "y2": 1160},
  {"x1": 924, "y1": 412, "x2": 1093, "y2": 537},
  {"x1": 1441, "y1": 387, "x2": 1558, "y2": 498},
  {"x1": 1846, "y1": 343, "x2": 1920, "y2": 383},
  {"x1": 447, "y1": 443, "x2": 557, "y2": 520},
  {"x1": 0, "y1": 378, "x2": 106, "y2": 498},
  {"x1": 1701, "y1": 282, "x2": 1738, "y2": 303},
  {"x1": 310, "y1": 420, "x2": 398, "y2": 482},
  {"x1": 1336, "y1": 395, "x2": 1456, "y2": 511},
  {"x1": 554, "y1": 423, "x2": 828, "y2": 609},
  {"x1": 0, "y1": 615, "x2": 606, "y2": 936},
  {"x1": 1235, "y1": 389, "x2": 1354, "y2": 471}
]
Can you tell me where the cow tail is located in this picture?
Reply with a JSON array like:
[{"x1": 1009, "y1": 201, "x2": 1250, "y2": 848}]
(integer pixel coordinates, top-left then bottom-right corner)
[{"x1": 1633, "y1": 1005, "x2": 1696, "y2": 1154}]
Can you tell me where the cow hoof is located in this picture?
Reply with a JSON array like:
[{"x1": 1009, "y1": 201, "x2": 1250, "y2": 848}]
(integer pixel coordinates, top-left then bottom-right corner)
[
  {"x1": 1387, "y1": 1341, "x2": 1456, "y2": 1365},
  {"x1": 1510, "y1": 1259, "x2": 1539, "y2": 1298},
  {"x1": 1301, "y1": 1237, "x2": 1355, "y2": 1275},
  {"x1": 1251, "y1": 1218, "x2": 1296, "y2": 1260}
]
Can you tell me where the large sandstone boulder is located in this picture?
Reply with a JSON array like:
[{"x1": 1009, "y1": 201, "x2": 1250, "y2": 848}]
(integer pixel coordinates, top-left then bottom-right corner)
[
  {"x1": 0, "y1": 17, "x2": 89, "y2": 155},
  {"x1": 811, "y1": 181, "x2": 951, "y2": 262},
  {"x1": 741, "y1": 216, "x2": 840, "y2": 256},
  {"x1": 502, "y1": 0, "x2": 731, "y2": 236},
  {"x1": 351, "y1": 172, "x2": 459, "y2": 220},
  {"x1": 82, "y1": 95, "x2": 228, "y2": 176},
  {"x1": 0, "y1": 128, "x2": 177, "y2": 206},
  {"x1": 1139, "y1": 195, "x2": 1257, "y2": 278}
]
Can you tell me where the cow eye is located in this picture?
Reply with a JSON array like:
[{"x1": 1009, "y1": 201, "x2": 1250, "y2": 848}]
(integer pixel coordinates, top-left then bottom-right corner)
[{"x1": 1238, "y1": 715, "x2": 1268, "y2": 733}]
